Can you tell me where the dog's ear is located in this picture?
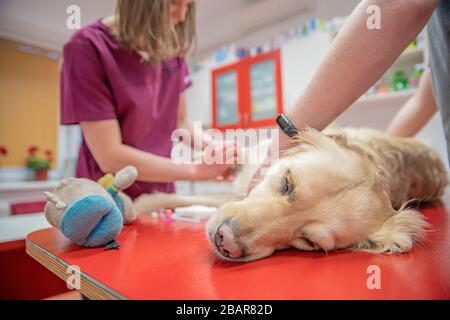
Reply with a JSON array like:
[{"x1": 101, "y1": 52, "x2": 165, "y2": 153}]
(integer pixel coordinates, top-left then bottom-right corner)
[
  {"x1": 354, "y1": 207, "x2": 429, "y2": 254},
  {"x1": 324, "y1": 132, "x2": 350, "y2": 148},
  {"x1": 289, "y1": 128, "x2": 341, "y2": 153}
]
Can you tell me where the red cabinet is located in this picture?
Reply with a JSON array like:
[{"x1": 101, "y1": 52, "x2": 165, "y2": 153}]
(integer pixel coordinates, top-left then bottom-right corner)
[{"x1": 212, "y1": 50, "x2": 283, "y2": 130}]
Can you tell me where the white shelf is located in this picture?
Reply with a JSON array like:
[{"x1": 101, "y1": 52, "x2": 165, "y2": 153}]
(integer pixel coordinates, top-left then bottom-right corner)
[
  {"x1": 0, "y1": 180, "x2": 58, "y2": 216},
  {"x1": 359, "y1": 88, "x2": 417, "y2": 103},
  {"x1": 394, "y1": 47, "x2": 424, "y2": 66},
  {"x1": 355, "y1": 89, "x2": 417, "y2": 108},
  {"x1": 354, "y1": 48, "x2": 424, "y2": 109},
  {"x1": 0, "y1": 213, "x2": 49, "y2": 242},
  {"x1": 0, "y1": 180, "x2": 59, "y2": 192}
]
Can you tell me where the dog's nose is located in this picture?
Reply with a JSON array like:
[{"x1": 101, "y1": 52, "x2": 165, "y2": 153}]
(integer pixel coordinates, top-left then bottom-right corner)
[{"x1": 214, "y1": 223, "x2": 243, "y2": 259}]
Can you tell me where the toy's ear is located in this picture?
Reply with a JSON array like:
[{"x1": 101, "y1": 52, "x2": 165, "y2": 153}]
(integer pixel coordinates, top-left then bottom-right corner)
[
  {"x1": 44, "y1": 192, "x2": 67, "y2": 210},
  {"x1": 44, "y1": 192, "x2": 66, "y2": 228},
  {"x1": 114, "y1": 166, "x2": 138, "y2": 190},
  {"x1": 354, "y1": 208, "x2": 428, "y2": 254}
]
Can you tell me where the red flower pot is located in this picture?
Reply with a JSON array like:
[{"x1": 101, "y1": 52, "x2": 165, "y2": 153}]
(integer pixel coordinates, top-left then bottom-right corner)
[{"x1": 35, "y1": 169, "x2": 48, "y2": 181}]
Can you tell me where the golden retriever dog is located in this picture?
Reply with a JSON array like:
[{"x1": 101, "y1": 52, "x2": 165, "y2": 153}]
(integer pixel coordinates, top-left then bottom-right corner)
[{"x1": 135, "y1": 128, "x2": 448, "y2": 262}]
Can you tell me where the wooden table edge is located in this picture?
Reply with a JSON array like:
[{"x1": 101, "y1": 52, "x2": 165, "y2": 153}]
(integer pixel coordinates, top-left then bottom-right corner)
[{"x1": 26, "y1": 237, "x2": 127, "y2": 300}]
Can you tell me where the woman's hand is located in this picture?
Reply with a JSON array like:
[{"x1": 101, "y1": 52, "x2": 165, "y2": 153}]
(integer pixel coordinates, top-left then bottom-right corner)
[
  {"x1": 189, "y1": 141, "x2": 240, "y2": 181},
  {"x1": 189, "y1": 162, "x2": 233, "y2": 181}
]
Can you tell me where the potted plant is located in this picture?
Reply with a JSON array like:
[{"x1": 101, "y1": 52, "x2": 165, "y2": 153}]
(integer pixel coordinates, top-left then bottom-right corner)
[
  {"x1": 26, "y1": 146, "x2": 53, "y2": 181},
  {"x1": 0, "y1": 146, "x2": 7, "y2": 166}
]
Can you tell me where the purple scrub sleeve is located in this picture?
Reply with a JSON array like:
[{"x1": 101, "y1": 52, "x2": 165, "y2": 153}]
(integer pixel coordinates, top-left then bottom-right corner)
[{"x1": 61, "y1": 20, "x2": 192, "y2": 199}]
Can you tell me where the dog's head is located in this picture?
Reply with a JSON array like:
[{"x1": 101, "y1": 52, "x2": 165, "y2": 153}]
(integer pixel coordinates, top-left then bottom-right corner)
[{"x1": 207, "y1": 129, "x2": 427, "y2": 262}]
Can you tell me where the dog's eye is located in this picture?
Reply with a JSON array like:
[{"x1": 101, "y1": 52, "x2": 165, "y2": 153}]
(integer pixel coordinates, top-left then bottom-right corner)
[
  {"x1": 300, "y1": 232, "x2": 319, "y2": 249},
  {"x1": 281, "y1": 176, "x2": 294, "y2": 195},
  {"x1": 301, "y1": 237, "x2": 317, "y2": 248}
]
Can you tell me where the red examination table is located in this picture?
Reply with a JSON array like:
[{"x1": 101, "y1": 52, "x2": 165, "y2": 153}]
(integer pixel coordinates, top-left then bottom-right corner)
[{"x1": 26, "y1": 201, "x2": 450, "y2": 300}]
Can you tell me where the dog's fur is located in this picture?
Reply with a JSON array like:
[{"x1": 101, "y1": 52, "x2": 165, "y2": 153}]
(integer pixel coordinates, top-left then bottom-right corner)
[{"x1": 135, "y1": 128, "x2": 448, "y2": 261}]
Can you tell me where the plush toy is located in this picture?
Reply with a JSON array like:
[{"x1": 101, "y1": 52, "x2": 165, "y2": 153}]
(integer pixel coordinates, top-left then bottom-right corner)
[{"x1": 44, "y1": 166, "x2": 138, "y2": 248}]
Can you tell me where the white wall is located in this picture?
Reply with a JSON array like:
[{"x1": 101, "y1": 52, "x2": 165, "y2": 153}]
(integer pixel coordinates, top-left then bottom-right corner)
[
  {"x1": 185, "y1": 68, "x2": 213, "y2": 126},
  {"x1": 194, "y1": 0, "x2": 360, "y2": 58},
  {"x1": 281, "y1": 31, "x2": 332, "y2": 109},
  {"x1": 185, "y1": 31, "x2": 332, "y2": 126},
  {"x1": 0, "y1": 0, "x2": 115, "y2": 50}
]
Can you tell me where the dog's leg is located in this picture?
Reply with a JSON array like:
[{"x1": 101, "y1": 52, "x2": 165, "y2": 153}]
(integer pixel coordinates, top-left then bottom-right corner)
[{"x1": 134, "y1": 192, "x2": 234, "y2": 215}]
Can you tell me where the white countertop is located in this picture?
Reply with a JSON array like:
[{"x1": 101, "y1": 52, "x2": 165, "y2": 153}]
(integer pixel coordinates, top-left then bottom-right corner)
[
  {"x1": 0, "y1": 212, "x2": 50, "y2": 242},
  {"x1": 0, "y1": 180, "x2": 59, "y2": 192},
  {"x1": 0, "y1": 204, "x2": 217, "y2": 243}
]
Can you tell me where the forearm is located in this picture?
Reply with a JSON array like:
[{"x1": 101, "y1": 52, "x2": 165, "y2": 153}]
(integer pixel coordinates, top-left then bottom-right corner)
[
  {"x1": 287, "y1": 0, "x2": 438, "y2": 146},
  {"x1": 386, "y1": 69, "x2": 437, "y2": 137},
  {"x1": 81, "y1": 120, "x2": 193, "y2": 182},
  {"x1": 100, "y1": 144, "x2": 194, "y2": 183},
  {"x1": 81, "y1": 119, "x2": 234, "y2": 183},
  {"x1": 179, "y1": 118, "x2": 212, "y2": 150},
  {"x1": 386, "y1": 96, "x2": 437, "y2": 137}
]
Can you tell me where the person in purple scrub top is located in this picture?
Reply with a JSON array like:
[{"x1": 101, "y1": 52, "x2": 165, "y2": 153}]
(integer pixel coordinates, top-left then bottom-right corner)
[{"x1": 61, "y1": 0, "x2": 237, "y2": 199}]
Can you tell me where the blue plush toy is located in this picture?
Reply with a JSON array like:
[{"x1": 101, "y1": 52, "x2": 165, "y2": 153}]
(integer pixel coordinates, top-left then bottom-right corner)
[{"x1": 44, "y1": 166, "x2": 138, "y2": 248}]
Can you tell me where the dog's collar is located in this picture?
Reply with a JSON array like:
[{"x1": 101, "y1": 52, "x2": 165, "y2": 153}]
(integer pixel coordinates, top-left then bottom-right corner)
[{"x1": 276, "y1": 114, "x2": 299, "y2": 138}]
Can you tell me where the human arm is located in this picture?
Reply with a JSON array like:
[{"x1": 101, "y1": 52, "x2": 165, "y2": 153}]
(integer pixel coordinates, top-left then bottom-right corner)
[
  {"x1": 177, "y1": 94, "x2": 239, "y2": 180},
  {"x1": 80, "y1": 119, "x2": 234, "y2": 182},
  {"x1": 386, "y1": 68, "x2": 437, "y2": 137},
  {"x1": 280, "y1": 0, "x2": 439, "y2": 151},
  {"x1": 248, "y1": 0, "x2": 439, "y2": 191}
]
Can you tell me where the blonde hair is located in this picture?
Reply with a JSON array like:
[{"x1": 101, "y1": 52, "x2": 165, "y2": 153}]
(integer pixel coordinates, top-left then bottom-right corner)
[{"x1": 116, "y1": 0, "x2": 196, "y2": 64}]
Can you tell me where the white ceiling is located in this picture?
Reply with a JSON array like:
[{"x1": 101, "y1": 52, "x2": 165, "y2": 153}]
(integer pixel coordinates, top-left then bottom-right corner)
[{"x1": 0, "y1": 0, "x2": 360, "y2": 58}]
